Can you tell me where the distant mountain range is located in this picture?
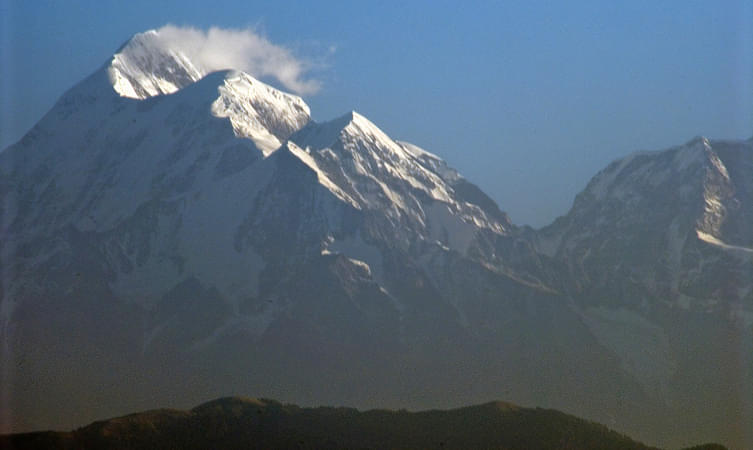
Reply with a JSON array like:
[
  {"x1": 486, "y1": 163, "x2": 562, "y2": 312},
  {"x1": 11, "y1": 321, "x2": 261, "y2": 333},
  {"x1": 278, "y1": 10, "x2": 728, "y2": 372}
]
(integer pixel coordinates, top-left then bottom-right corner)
[
  {"x1": 0, "y1": 397, "x2": 727, "y2": 450},
  {"x1": 1, "y1": 29, "x2": 750, "y2": 449}
]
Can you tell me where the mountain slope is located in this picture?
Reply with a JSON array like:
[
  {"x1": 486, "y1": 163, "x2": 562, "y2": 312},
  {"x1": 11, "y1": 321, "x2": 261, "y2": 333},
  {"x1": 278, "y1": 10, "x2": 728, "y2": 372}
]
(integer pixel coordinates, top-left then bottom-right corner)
[
  {"x1": 1, "y1": 28, "x2": 600, "y2": 435},
  {"x1": 0, "y1": 397, "x2": 668, "y2": 450},
  {"x1": 532, "y1": 136, "x2": 753, "y2": 448},
  {"x1": 536, "y1": 136, "x2": 753, "y2": 314},
  {"x1": 109, "y1": 29, "x2": 311, "y2": 154}
]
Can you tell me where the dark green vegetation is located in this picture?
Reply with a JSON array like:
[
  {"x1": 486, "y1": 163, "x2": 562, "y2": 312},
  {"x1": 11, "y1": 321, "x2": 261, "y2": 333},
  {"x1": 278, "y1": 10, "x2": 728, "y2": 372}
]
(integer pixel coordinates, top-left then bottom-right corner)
[{"x1": 0, "y1": 397, "x2": 725, "y2": 450}]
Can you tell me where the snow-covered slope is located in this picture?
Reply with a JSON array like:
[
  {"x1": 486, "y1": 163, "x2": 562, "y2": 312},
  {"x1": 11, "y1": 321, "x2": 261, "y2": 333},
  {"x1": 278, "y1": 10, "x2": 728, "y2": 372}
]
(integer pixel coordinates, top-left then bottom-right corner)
[
  {"x1": 109, "y1": 29, "x2": 310, "y2": 154},
  {"x1": 212, "y1": 71, "x2": 310, "y2": 155},
  {"x1": 0, "y1": 28, "x2": 591, "y2": 439},
  {"x1": 108, "y1": 30, "x2": 205, "y2": 99},
  {"x1": 1, "y1": 28, "x2": 536, "y2": 341},
  {"x1": 2, "y1": 26, "x2": 542, "y2": 388},
  {"x1": 290, "y1": 111, "x2": 512, "y2": 256}
]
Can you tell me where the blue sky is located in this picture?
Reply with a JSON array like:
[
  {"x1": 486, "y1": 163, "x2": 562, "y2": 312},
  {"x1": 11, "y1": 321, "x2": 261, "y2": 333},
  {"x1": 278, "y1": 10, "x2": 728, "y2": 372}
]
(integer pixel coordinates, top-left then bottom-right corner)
[{"x1": 1, "y1": 0, "x2": 751, "y2": 226}]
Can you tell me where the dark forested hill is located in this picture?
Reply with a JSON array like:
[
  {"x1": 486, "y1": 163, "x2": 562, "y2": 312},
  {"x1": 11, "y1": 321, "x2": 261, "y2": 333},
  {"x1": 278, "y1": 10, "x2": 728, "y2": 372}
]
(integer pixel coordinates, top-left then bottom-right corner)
[{"x1": 0, "y1": 397, "x2": 725, "y2": 450}]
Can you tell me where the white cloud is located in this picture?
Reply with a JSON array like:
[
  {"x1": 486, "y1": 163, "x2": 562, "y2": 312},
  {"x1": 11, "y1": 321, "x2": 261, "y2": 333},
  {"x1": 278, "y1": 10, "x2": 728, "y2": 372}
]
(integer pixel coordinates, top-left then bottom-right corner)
[{"x1": 155, "y1": 24, "x2": 321, "y2": 95}]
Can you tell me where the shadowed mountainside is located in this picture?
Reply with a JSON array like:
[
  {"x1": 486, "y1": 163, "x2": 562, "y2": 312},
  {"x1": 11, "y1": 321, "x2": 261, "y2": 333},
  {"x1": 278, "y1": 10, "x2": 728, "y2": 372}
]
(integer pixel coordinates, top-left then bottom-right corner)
[{"x1": 0, "y1": 397, "x2": 727, "y2": 450}]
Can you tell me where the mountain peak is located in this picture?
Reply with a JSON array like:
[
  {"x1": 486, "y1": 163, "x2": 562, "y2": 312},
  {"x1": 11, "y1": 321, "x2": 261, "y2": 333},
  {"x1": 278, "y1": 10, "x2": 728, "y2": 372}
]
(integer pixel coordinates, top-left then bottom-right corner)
[
  {"x1": 108, "y1": 29, "x2": 206, "y2": 99},
  {"x1": 685, "y1": 135, "x2": 710, "y2": 147},
  {"x1": 105, "y1": 29, "x2": 312, "y2": 154},
  {"x1": 321, "y1": 110, "x2": 385, "y2": 137},
  {"x1": 210, "y1": 70, "x2": 311, "y2": 155}
]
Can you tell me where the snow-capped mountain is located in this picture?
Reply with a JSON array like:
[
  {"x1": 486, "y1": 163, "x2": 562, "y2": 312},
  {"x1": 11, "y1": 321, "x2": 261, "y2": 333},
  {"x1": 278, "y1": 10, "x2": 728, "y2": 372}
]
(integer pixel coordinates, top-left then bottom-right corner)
[
  {"x1": 110, "y1": 30, "x2": 310, "y2": 154},
  {"x1": 533, "y1": 136, "x2": 753, "y2": 448},
  {"x1": 1, "y1": 29, "x2": 750, "y2": 449},
  {"x1": 537, "y1": 136, "x2": 753, "y2": 317}
]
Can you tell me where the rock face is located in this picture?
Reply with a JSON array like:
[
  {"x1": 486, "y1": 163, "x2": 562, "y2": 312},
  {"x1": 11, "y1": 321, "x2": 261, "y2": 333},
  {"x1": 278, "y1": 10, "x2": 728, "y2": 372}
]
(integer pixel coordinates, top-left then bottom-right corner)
[{"x1": 1, "y1": 29, "x2": 750, "y2": 449}]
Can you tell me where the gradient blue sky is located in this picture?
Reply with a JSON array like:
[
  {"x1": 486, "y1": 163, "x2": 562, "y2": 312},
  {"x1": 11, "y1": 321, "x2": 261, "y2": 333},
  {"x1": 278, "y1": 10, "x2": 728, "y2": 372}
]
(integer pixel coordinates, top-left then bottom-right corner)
[{"x1": 1, "y1": 0, "x2": 751, "y2": 226}]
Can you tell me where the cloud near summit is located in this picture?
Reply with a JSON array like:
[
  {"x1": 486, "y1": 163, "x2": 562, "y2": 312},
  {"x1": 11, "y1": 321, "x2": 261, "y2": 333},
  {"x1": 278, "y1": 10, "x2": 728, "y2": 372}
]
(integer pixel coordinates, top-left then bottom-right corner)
[{"x1": 156, "y1": 24, "x2": 322, "y2": 95}]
